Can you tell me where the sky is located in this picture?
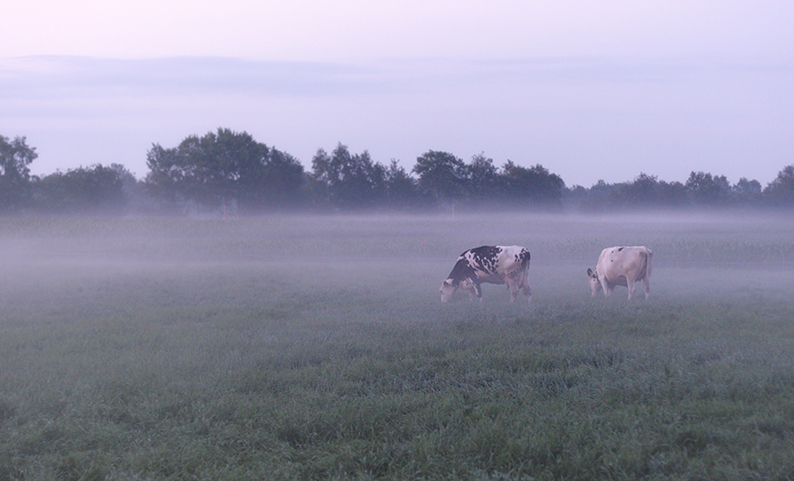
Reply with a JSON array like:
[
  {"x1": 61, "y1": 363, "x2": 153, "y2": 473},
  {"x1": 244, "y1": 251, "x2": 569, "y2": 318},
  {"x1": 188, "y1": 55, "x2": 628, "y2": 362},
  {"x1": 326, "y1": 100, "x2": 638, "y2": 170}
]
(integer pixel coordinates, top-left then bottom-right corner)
[{"x1": 1, "y1": 0, "x2": 792, "y2": 186}]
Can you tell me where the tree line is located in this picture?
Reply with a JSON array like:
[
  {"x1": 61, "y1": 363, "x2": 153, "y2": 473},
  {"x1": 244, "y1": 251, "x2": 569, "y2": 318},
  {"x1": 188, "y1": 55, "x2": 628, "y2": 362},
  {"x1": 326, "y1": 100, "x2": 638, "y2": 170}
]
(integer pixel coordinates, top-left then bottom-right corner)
[{"x1": 2, "y1": 129, "x2": 793, "y2": 216}]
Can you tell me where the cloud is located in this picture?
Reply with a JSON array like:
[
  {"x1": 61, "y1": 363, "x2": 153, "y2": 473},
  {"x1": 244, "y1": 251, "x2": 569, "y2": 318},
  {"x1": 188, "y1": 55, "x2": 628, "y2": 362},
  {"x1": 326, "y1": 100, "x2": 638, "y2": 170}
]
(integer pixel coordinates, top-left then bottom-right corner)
[{"x1": 1, "y1": 55, "x2": 792, "y2": 185}]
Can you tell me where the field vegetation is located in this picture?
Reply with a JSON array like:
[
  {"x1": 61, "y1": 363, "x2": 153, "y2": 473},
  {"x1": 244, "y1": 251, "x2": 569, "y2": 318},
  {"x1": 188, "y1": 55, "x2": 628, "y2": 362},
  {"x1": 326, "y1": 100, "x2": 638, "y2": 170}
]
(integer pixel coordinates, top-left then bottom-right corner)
[{"x1": 1, "y1": 213, "x2": 794, "y2": 479}]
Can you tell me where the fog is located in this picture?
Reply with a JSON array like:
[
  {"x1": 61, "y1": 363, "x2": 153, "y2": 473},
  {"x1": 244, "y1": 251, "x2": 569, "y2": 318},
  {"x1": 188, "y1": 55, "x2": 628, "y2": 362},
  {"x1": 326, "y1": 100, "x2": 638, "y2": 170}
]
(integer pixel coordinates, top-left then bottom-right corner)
[{"x1": 2, "y1": 212, "x2": 792, "y2": 315}]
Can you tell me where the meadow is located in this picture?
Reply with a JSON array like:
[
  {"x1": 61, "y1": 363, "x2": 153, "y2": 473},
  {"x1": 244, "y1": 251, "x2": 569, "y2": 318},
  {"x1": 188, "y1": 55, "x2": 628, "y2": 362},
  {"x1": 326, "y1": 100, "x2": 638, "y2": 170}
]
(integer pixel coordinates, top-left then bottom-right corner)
[{"x1": 1, "y1": 212, "x2": 794, "y2": 480}]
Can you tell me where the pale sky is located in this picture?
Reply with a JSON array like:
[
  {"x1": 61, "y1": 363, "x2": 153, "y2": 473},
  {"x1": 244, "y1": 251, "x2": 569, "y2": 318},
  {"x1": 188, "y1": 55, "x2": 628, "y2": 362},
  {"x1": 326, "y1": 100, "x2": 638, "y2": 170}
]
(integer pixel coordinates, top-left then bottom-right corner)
[{"x1": 1, "y1": 1, "x2": 792, "y2": 186}]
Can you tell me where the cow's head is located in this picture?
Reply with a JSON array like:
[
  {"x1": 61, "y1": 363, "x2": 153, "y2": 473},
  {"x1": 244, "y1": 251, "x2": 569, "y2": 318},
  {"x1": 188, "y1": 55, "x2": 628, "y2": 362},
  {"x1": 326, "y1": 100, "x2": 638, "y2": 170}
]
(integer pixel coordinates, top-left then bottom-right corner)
[
  {"x1": 586, "y1": 268, "x2": 601, "y2": 297},
  {"x1": 440, "y1": 279, "x2": 457, "y2": 303}
]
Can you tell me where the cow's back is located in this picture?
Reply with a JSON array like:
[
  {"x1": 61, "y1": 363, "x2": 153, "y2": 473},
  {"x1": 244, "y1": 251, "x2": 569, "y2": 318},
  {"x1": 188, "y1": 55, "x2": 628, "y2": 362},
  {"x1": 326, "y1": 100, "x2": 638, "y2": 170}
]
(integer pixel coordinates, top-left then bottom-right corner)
[
  {"x1": 462, "y1": 245, "x2": 530, "y2": 280},
  {"x1": 598, "y1": 246, "x2": 651, "y2": 281},
  {"x1": 498, "y1": 245, "x2": 531, "y2": 273}
]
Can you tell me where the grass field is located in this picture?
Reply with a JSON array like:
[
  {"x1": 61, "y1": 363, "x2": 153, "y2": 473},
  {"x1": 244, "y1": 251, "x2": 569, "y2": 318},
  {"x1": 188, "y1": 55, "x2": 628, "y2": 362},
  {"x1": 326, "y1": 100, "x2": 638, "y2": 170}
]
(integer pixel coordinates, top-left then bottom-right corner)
[{"x1": 1, "y1": 213, "x2": 794, "y2": 480}]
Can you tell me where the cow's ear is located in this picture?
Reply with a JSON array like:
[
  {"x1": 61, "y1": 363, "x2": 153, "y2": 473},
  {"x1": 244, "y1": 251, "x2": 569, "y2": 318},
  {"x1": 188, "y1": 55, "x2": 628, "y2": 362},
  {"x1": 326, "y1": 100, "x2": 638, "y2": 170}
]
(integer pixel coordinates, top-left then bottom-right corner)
[{"x1": 586, "y1": 268, "x2": 594, "y2": 277}]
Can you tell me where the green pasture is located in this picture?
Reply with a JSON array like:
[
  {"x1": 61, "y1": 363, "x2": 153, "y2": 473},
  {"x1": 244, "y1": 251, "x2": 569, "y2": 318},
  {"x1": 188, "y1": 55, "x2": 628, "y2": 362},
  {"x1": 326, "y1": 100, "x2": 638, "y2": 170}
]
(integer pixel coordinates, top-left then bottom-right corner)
[{"x1": 1, "y1": 214, "x2": 793, "y2": 480}]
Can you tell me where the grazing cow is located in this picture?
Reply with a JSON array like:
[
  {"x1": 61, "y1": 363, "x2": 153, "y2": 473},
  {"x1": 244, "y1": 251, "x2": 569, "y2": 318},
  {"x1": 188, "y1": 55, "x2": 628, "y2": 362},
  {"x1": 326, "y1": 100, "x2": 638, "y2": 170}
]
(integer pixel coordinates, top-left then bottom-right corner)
[
  {"x1": 440, "y1": 245, "x2": 532, "y2": 303},
  {"x1": 587, "y1": 246, "x2": 653, "y2": 300}
]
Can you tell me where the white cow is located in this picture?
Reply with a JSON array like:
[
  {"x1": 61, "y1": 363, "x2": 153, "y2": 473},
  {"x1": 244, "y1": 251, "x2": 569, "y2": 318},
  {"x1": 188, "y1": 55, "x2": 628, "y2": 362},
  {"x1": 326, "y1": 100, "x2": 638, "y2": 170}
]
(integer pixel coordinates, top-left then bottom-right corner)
[
  {"x1": 587, "y1": 246, "x2": 653, "y2": 300},
  {"x1": 440, "y1": 245, "x2": 532, "y2": 303}
]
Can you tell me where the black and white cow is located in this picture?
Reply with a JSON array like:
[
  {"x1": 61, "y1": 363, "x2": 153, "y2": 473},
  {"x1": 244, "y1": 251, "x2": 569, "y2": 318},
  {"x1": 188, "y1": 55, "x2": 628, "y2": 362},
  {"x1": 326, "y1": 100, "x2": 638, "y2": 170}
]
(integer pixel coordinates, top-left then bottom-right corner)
[
  {"x1": 440, "y1": 245, "x2": 532, "y2": 303},
  {"x1": 587, "y1": 246, "x2": 653, "y2": 300}
]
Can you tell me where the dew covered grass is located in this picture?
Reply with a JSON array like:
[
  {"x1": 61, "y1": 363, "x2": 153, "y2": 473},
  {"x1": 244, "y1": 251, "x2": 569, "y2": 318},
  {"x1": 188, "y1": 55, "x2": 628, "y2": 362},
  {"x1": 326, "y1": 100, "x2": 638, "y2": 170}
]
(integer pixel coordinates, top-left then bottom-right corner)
[{"x1": 0, "y1": 213, "x2": 793, "y2": 479}]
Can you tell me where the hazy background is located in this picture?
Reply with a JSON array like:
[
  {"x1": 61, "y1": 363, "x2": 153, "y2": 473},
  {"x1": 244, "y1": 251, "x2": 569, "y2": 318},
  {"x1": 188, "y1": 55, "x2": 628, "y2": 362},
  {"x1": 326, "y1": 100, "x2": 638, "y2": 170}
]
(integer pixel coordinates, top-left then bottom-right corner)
[
  {"x1": 2, "y1": 1, "x2": 793, "y2": 186},
  {"x1": 2, "y1": 214, "x2": 793, "y2": 326}
]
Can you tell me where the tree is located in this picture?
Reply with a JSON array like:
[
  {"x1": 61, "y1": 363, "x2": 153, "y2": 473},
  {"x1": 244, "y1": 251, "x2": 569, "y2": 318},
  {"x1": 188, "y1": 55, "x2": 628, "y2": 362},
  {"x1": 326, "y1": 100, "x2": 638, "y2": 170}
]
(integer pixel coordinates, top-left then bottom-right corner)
[
  {"x1": 733, "y1": 177, "x2": 763, "y2": 207},
  {"x1": 144, "y1": 128, "x2": 304, "y2": 214},
  {"x1": 764, "y1": 165, "x2": 794, "y2": 207},
  {"x1": 33, "y1": 164, "x2": 126, "y2": 215},
  {"x1": 618, "y1": 173, "x2": 659, "y2": 207},
  {"x1": 601, "y1": 173, "x2": 689, "y2": 210},
  {"x1": 575, "y1": 179, "x2": 616, "y2": 213},
  {"x1": 110, "y1": 163, "x2": 159, "y2": 214},
  {"x1": 168, "y1": 128, "x2": 265, "y2": 212},
  {"x1": 254, "y1": 148, "x2": 305, "y2": 210},
  {"x1": 412, "y1": 150, "x2": 468, "y2": 207},
  {"x1": 686, "y1": 171, "x2": 732, "y2": 207},
  {"x1": 384, "y1": 160, "x2": 419, "y2": 209},
  {"x1": 0, "y1": 135, "x2": 37, "y2": 212},
  {"x1": 468, "y1": 153, "x2": 499, "y2": 204},
  {"x1": 500, "y1": 161, "x2": 565, "y2": 210},
  {"x1": 563, "y1": 184, "x2": 589, "y2": 211},
  {"x1": 311, "y1": 143, "x2": 386, "y2": 209},
  {"x1": 656, "y1": 180, "x2": 689, "y2": 209}
]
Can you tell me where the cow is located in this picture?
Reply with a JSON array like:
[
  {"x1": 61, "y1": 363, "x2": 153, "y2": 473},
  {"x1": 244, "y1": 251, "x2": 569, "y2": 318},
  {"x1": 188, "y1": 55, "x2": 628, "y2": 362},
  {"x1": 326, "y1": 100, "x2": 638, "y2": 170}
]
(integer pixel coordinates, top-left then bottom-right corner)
[
  {"x1": 587, "y1": 246, "x2": 653, "y2": 300},
  {"x1": 440, "y1": 245, "x2": 532, "y2": 303}
]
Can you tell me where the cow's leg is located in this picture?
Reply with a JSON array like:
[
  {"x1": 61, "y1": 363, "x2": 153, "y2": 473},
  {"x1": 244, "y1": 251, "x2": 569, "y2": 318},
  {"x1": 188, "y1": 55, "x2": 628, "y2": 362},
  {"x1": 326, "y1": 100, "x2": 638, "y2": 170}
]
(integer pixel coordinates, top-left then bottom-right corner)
[
  {"x1": 507, "y1": 279, "x2": 520, "y2": 303},
  {"x1": 600, "y1": 279, "x2": 611, "y2": 298},
  {"x1": 465, "y1": 286, "x2": 477, "y2": 302},
  {"x1": 459, "y1": 279, "x2": 478, "y2": 301},
  {"x1": 643, "y1": 277, "x2": 651, "y2": 300},
  {"x1": 518, "y1": 270, "x2": 532, "y2": 303},
  {"x1": 627, "y1": 278, "x2": 636, "y2": 300},
  {"x1": 474, "y1": 282, "x2": 483, "y2": 302}
]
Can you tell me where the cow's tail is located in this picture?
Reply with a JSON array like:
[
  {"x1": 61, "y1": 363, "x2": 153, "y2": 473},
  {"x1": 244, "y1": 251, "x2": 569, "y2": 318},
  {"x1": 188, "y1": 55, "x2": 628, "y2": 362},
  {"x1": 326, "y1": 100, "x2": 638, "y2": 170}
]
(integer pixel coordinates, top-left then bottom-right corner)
[
  {"x1": 520, "y1": 249, "x2": 531, "y2": 287},
  {"x1": 645, "y1": 248, "x2": 653, "y2": 278}
]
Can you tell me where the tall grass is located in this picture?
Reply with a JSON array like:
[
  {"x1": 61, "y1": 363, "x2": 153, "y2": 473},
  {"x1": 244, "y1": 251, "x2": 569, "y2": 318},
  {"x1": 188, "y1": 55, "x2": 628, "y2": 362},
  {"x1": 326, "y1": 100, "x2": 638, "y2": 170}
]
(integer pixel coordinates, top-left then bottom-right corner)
[{"x1": 0, "y1": 214, "x2": 793, "y2": 479}]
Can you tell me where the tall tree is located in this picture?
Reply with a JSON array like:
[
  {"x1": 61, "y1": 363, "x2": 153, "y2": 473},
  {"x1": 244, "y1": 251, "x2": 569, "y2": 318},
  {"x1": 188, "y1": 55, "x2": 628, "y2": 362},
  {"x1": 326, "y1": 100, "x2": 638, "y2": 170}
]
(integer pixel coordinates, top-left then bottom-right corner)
[
  {"x1": 110, "y1": 163, "x2": 158, "y2": 214},
  {"x1": 253, "y1": 148, "x2": 305, "y2": 210},
  {"x1": 468, "y1": 153, "x2": 499, "y2": 203},
  {"x1": 500, "y1": 161, "x2": 565, "y2": 210},
  {"x1": 619, "y1": 173, "x2": 659, "y2": 207},
  {"x1": 384, "y1": 160, "x2": 419, "y2": 209},
  {"x1": 733, "y1": 177, "x2": 763, "y2": 206},
  {"x1": 656, "y1": 180, "x2": 689, "y2": 209},
  {"x1": 765, "y1": 165, "x2": 794, "y2": 207},
  {"x1": 33, "y1": 164, "x2": 126, "y2": 215},
  {"x1": 412, "y1": 150, "x2": 468, "y2": 207},
  {"x1": 144, "y1": 143, "x2": 184, "y2": 208},
  {"x1": 144, "y1": 128, "x2": 304, "y2": 214},
  {"x1": 686, "y1": 171, "x2": 732, "y2": 206},
  {"x1": 311, "y1": 143, "x2": 386, "y2": 209},
  {"x1": 0, "y1": 135, "x2": 37, "y2": 212}
]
